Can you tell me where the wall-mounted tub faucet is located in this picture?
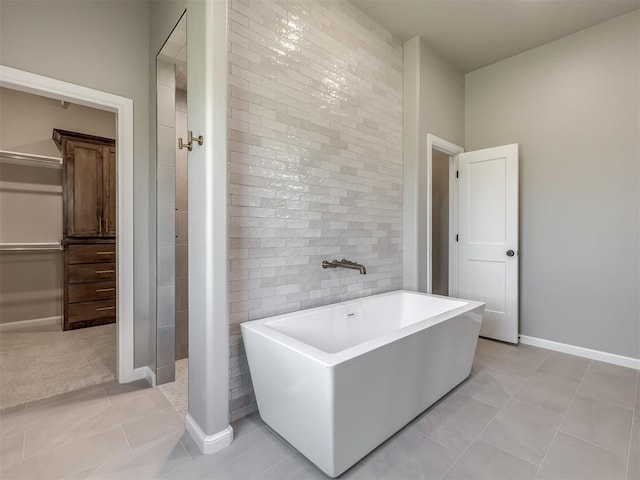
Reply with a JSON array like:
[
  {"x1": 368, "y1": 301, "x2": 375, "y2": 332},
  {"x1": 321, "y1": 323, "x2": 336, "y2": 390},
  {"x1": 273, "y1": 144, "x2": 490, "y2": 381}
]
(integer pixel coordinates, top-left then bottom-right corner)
[{"x1": 322, "y1": 259, "x2": 367, "y2": 275}]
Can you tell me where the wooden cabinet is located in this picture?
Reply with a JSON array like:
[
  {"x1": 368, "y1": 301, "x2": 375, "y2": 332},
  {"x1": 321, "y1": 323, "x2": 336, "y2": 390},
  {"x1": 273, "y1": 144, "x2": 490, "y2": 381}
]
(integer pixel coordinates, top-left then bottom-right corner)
[
  {"x1": 53, "y1": 129, "x2": 116, "y2": 238},
  {"x1": 54, "y1": 130, "x2": 117, "y2": 330},
  {"x1": 63, "y1": 240, "x2": 116, "y2": 330}
]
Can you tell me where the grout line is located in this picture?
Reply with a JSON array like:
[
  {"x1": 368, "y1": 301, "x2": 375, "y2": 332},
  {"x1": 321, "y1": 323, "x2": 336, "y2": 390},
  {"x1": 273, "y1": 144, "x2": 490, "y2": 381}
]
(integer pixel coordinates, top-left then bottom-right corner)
[
  {"x1": 119, "y1": 424, "x2": 134, "y2": 452},
  {"x1": 533, "y1": 359, "x2": 592, "y2": 478},
  {"x1": 437, "y1": 344, "x2": 538, "y2": 478},
  {"x1": 20, "y1": 431, "x2": 26, "y2": 465},
  {"x1": 438, "y1": 343, "x2": 555, "y2": 479},
  {"x1": 626, "y1": 370, "x2": 639, "y2": 479},
  {"x1": 559, "y1": 431, "x2": 630, "y2": 458}
]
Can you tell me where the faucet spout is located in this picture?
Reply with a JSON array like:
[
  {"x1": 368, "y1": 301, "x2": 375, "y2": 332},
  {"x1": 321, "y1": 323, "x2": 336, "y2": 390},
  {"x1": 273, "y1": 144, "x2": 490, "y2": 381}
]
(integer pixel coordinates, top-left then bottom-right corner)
[{"x1": 322, "y1": 259, "x2": 367, "y2": 274}]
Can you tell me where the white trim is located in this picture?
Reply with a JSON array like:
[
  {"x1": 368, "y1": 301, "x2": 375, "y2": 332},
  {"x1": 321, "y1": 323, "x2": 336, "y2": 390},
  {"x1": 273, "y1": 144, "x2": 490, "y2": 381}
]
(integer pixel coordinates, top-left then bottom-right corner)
[
  {"x1": 426, "y1": 134, "x2": 464, "y2": 294},
  {"x1": 0, "y1": 65, "x2": 135, "y2": 383},
  {"x1": 185, "y1": 414, "x2": 234, "y2": 454},
  {"x1": 132, "y1": 366, "x2": 157, "y2": 387},
  {"x1": 0, "y1": 316, "x2": 61, "y2": 331},
  {"x1": 519, "y1": 335, "x2": 640, "y2": 370}
]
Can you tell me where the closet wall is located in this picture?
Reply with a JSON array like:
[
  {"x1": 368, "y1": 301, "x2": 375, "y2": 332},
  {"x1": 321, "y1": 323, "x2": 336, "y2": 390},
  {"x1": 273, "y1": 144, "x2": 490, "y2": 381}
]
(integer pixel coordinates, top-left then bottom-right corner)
[{"x1": 0, "y1": 87, "x2": 116, "y2": 326}]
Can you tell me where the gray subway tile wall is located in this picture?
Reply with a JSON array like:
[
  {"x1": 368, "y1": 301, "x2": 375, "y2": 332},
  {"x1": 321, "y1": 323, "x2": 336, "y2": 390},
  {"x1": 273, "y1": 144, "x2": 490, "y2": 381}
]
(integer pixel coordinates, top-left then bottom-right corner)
[
  {"x1": 175, "y1": 89, "x2": 189, "y2": 360},
  {"x1": 156, "y1": 60, "x2": 177, "y2": 385},
  {"x1": 227, "y1": 0, "x2": 403, "y2": 419}
]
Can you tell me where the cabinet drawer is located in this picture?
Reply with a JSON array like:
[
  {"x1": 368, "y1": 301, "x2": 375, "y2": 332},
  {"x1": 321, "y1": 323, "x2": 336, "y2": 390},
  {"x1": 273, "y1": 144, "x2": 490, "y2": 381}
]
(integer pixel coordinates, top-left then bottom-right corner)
[
  {"x1": 68, "y1": 299, "x2": 116, "y2": 323},
  {"x1": 68, "y1": 263, "x2": 116, "y2": 283},
  {"x1": 68, "y1": 281, "x2": 116, "y2": 303},
  {"x1": 68, "y1": 244, "x2": 115, "y2": 264}
]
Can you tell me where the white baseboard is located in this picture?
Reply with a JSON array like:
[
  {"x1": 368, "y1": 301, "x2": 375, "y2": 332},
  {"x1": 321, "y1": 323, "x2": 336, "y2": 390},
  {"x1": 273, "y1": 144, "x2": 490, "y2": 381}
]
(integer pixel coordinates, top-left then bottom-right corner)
[
  {"x1": 185, "y1": 414, "x2": 234, "y2": 455},
  {"x1": 519, "y1": 335, "x2": 640, "y2": 370},
  {"x1": 0, "y1": 316, "x2": 61, "y2": 331},
  {"x1": 132, "y1": 366, "x2": 156, "y2": 387}
]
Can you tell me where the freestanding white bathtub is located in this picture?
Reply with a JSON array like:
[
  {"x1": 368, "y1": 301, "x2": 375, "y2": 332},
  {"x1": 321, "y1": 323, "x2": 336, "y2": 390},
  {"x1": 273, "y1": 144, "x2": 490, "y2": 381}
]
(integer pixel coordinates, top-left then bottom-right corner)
[{"x1": 241, "y1": 290, "x2": 484, "y2": 478}]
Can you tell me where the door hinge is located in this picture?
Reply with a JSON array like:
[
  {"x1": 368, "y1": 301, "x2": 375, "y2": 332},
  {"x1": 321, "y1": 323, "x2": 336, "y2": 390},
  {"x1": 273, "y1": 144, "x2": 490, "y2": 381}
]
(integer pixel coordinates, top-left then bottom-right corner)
[
  {"x1": 456, "y1": 170, "x2": 459, "y2": 178},
  {"x1": 456, "y1": 234, "x2": 459, "y2": 242}
]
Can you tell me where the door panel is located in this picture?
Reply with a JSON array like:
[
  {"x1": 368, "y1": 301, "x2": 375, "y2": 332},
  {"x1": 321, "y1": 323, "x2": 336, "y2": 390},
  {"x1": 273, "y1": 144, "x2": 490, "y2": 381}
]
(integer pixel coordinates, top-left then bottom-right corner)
[
  {"x1": 67, "y1": 141, "x2": 101, "y2": 237},
  {"x1": 457, "y1": 144, "x2": 518, "y2": 343}
]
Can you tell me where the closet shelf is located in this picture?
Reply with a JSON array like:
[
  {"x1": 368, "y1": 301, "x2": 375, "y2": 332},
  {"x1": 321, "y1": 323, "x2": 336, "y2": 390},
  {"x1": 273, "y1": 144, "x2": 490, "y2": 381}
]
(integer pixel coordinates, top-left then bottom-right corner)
[
  {"x1": 0, "y1": 242, "x2": 63, "y2": 252},
  {"x1": 0, "y1": 150, "x2": 63, "y2": 169}
]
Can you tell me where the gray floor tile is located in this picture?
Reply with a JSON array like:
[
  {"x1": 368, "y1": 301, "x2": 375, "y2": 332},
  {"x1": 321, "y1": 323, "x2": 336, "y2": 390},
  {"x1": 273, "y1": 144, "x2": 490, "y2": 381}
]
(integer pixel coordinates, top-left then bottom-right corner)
[
  {"x1": 536, "y1": 432, "x2": 627, "y2": 480},
  {"x1": 254, "y1": 453, "x2": 335, "y2": 479},
  {"x1": 579, "y1": 361, "x2": 638, "y2": 410},
  {"x1": 514, "y1": 371, "x2": 580, "y2": 414},
  {"x1": 536, "y1": 352, "x2": 589, "y2": 382},
  {"x1": 560, "y1": 394, "x2": 632, "y2": 455},
  {"x1": 353, "y1": 427, "x2": 459, "y2": 480},
  {"x1": 24, "y1": 390, "x2": 165, "y2": 458},
  {"x1": 479, "y1": 398, "x2": 563, "y2": 465},
  {"x1": 0, "y1": 457, "x2": 47, "y2": 480},
  {"x1": 444, "y1": 439, "x2": 537, "y2": 479},
  {"x1": 476, "y1": 338, "x2": 513, "y2": 359},
  {"x1": 121, "y1": 407, "x2": 184, "y2": 450},
  {"x1": 456, "y1": 368, "x2": 526, "y2": 409},
  {"x1": 412, "y1": 392, "x2": 498, "y2": 453},
  {"x1": 103, "y1": 379, "x2": 154, "y2": 404},
  {"x1": 0, "y1": 433, "x2": 24, "y2": 469},
  {"x1": 232, "y1": 412, "x2": 266, "y2": 439},
  {"x1": 629, "y1": 440, "x2": 640, "y2": 480},
  {"x1": 1, "y1": 386, "x2": 110, "y2": 438},
  {"x1": 488, "y1": 346, "x2": 550, "y2": 378},
  {"x1": 470, "y1": 352, "x2": 495, "y2": 377},
  {"x1": 82, "y1": 431, "x2": 191, "y2": 480},
  {"x1": 163, "y1": 426, "x2": 293, "y2": 479},
  {"x1": 36, "y1": 426, "x2": 131, "y2": 478}
]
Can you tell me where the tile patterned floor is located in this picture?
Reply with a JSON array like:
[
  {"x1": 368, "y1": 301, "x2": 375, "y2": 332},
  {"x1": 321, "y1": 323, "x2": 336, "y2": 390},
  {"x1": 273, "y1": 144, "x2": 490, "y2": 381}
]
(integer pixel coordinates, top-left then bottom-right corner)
[{"x1": 1, "y1": 338, "x2": 638, "y2": 479}]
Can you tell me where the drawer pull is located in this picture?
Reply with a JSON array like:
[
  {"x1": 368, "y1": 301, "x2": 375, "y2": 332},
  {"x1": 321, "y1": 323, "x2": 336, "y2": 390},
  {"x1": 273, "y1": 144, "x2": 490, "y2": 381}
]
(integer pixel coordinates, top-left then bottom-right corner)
[
  {"x1": 96, "y1": 270, "x2": 115, "y2": 274},
  {"x1": 96, "y1": 252, "x2": 114, "y2": 255},
  {"x1": 96, "y1": 306, "x2": 115, "y2": 312},
  {"x1": 96, "y1": 288, "x2": 115, "y2": 293}
]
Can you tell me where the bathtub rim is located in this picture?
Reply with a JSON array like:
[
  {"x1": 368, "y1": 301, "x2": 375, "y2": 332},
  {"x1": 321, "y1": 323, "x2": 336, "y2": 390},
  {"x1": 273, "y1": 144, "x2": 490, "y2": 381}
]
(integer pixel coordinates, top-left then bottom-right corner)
[{"x1": 240, "y1": 290, "x2": 485, "y2": 368}]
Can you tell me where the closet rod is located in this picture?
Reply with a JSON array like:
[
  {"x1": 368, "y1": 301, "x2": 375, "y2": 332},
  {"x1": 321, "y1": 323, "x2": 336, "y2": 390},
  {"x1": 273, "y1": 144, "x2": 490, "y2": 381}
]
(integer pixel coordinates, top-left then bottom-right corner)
[
  {"x1": 0, "y1": 242, "x2": 63, "y2": 252},
  {"x1": 0, "y1": 150, "x2": 62, "y2": 169}
]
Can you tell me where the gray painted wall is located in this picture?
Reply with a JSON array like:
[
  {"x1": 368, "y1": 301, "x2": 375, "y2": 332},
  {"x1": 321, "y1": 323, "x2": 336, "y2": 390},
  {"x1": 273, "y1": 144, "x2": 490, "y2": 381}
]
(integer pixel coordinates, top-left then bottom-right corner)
[
  {"x1": 465, "y1": 11, "x2": 640, "y2": 358},
  {"x1": 0, "y1": 0, "x2": 153, "y2": 367},
  {"x1": 403, "y1": 37, "x2": 465, "y2": 292}
]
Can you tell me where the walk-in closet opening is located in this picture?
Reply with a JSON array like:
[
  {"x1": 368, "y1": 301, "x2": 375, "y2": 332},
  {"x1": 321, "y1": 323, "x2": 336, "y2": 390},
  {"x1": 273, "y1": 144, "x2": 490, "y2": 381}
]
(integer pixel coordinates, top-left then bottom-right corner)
[
  {"x1": 0, "y1": 87, "x2": 118, "y2": 409},
  {"x1": 155, "y1": 13, "x2": 188, "y2": 416}
]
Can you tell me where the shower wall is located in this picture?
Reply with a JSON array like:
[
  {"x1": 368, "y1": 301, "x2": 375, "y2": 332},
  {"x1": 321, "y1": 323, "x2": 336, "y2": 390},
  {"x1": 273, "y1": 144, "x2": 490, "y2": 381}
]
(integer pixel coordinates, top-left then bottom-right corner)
[
  {"x1": 175, "y1": 88, "x2": 188, "y2": 360},
  {"x1": 227, "y1": 0, "x2": 403, "y2": 420}
]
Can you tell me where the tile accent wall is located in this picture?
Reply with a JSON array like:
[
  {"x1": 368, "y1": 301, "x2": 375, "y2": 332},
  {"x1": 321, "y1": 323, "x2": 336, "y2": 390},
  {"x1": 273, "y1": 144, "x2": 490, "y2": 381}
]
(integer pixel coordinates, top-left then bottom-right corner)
[{"x1": 227, "y1": 0, "x2": 403, "y2": 420}]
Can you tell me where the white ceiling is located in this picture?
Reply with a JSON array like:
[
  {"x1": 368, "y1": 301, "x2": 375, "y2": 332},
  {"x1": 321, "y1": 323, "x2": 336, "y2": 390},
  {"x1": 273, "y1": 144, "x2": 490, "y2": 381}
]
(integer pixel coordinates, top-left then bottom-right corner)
[{"x1": 351, "y1": 0, "x2": 640, "y2": 72}]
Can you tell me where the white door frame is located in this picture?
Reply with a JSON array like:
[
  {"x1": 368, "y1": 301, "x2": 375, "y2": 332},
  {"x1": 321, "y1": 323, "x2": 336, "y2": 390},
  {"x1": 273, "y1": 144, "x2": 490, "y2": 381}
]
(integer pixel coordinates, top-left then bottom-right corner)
[
  {"x1": 0, "y1": 65, "x2": 136, "y2": 383},
  {"x1": 426, "y1": 134, "x2": 464, "y2": 295}
]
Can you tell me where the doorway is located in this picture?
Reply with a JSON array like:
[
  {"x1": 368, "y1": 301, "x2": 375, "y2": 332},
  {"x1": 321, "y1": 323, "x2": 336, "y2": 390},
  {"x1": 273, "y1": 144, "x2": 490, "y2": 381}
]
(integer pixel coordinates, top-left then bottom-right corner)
[
  {"x1": 426, "y1": 134, "x2": 463, "y2": 295},
  {"x1": 155, "y1": 13, "x2": 189, "y2": 416},
  {"x1": 0, "y1": 65, "x2": 136, "y2": 399},
  {"x1": 431, "y1": 149, "x2": 453, "y2": 296}
]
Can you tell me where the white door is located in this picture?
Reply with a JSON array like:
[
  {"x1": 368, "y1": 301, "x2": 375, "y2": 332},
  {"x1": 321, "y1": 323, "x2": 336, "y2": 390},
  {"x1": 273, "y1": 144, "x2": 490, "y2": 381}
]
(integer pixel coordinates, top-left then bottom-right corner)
[{"x1": 456, "y1": 144, "x2": 519, "y2": 343}]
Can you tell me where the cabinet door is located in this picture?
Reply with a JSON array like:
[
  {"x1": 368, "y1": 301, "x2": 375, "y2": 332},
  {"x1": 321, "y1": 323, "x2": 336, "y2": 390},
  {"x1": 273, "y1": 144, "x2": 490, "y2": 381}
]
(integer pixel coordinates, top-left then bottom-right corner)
[
  {"x1": 102, "y1": 146, "x2": 117, "y2": 236},
  {"x1": 65, "y1": 141, "x2": 102, "y2": 237}
]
